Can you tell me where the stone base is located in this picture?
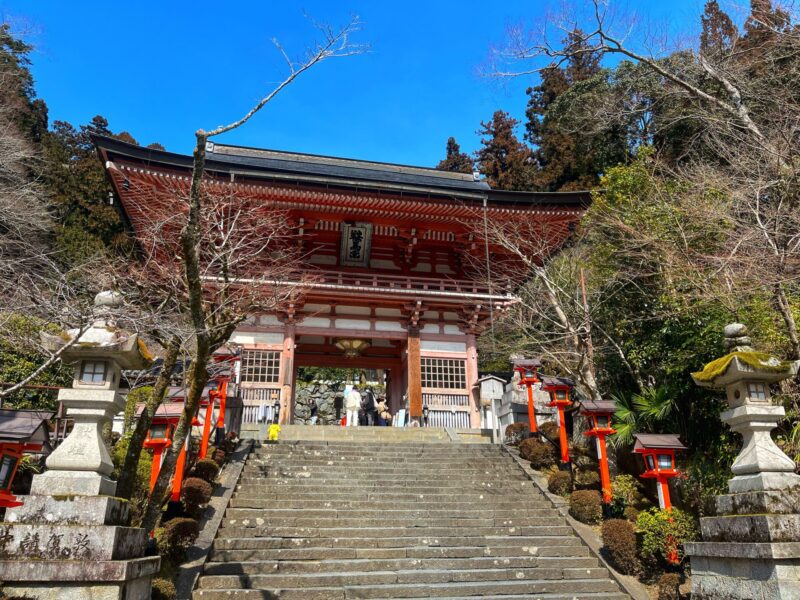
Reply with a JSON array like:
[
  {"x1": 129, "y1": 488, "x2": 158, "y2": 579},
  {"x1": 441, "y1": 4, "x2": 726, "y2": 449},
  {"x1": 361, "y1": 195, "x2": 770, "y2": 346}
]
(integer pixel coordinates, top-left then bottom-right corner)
[
  {"x1": 686, "y1": 542, "x2": 800, "y2": 599},
  {"x1": 30, "y1": 470, "x2": 117, "y2": 497},
  {"x1": 728, "y1": 471, "x2": 800, "y2": 493},
  {"x1": 715, "y1": 489, "x2": 800, "y2": 516},
  {"x1": 6, "y1": 495, "x2": 130, "y2": 526},
  {"x1": 0, "y1": 556, "x2": 160, "y2": 600}
]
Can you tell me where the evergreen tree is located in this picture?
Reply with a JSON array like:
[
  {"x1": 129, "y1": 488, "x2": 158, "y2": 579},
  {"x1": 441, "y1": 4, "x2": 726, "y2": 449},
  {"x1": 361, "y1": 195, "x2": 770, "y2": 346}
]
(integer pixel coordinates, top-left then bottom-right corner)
[
  {"x1": 0, "y1": 23, "x2": 47, "y2": 142},
  {"x1": 435, "y1": 137, "x2": 473, "y2": 174},
  {"x1": 41, "y1": 116, "x2": 138, "y2": 265},
  {"x1": 475, "y1": 110, "x2": 535, "y2": 191},
  {"x1": 700, "y1": 1, "x2": 738, "y2": 56},
  {"x1": 524, "y1": 30, "x2": 613, "y2": 191}
]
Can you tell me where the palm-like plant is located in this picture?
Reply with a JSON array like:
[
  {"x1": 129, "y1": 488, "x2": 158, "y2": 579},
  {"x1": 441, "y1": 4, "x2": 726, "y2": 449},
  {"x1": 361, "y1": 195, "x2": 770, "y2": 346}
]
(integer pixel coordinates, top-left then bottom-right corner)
[{"x1": 610, "y1": 386, "x2": 678, "y2": 448}]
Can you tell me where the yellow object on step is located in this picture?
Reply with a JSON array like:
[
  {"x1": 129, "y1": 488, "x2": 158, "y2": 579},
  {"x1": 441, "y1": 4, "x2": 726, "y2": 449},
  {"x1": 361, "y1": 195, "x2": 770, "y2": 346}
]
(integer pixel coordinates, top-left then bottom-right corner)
[{"x1": 267, "y1": 423, "x2": 281, "y2": 441}]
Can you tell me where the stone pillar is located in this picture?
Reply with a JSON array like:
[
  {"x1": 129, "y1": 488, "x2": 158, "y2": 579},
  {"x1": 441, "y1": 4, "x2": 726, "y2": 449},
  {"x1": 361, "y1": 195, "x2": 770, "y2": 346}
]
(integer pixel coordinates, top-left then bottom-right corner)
[
  {"x1": 685, "y1": 323, "x2": 800, "y2": 600},
  {"x1": 407, "y1": 328, "x2": 422, "y2": 421},
  {"x1": 465, "y1": 333, "x2": 481, "y2": 429},
  {"x1": 0, "y1": 292, "x2": 159, "y2": 600}
]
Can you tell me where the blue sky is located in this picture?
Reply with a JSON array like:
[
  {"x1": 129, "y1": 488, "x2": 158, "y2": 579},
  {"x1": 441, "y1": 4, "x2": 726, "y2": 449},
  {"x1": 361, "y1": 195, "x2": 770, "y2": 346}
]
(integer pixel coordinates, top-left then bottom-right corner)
[{"x1": 3, "y1": 1, "x2": 707, "y2": 166}]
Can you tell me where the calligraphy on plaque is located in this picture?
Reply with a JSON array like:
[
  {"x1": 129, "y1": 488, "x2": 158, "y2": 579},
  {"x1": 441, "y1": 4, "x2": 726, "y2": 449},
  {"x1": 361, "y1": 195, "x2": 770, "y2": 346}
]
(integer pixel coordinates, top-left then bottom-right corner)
[{"x1": 339, "y1": 222, "x2": 373, "y2": 268}]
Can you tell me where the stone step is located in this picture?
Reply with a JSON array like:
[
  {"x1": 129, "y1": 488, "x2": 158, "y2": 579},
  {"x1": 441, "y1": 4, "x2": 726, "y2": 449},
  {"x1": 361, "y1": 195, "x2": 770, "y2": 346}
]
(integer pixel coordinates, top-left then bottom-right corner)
[
  {"x1": 236, "y1": 478, "x2": 526, "y2": 488},
  {"x1": 223, "y1": 516, "x2": 562, "y2": 529},
  {"x1": 211, "y1": 535, "x2": 586, "y2": 552},
  {"x1": 193, "y1": 591, "x2": 628, "y2": 600},
  {"x1": 224, "y1": 508, "x2": 559, "y2": 520},
  {"x1": 209, "y1": 543, "x2": 588, "y2": 561},
  {"x1": 254, "y1": 446, "x2": 501, "y2": 454},
  {"x1": 227, "y1": 498, "x2": 553, "y2": 510},
  {"x1": 216, "y1": 525, "x2": 576, "y2": 540},
  {"x1": 195, "y1": 577, "x2": 620, "y2": 599},
  {"x1": 198, "y1": 565, "x2": 613, "y2": 589},
  {"x1": 242, "y1": 465, "x2": 522, "y2": 474},
  {"x1": 232, "y1": 490, "x2": 536, "y2": 503},
  {"x1": 203, "y1": 555, "x2": 600, "y2": 575}
]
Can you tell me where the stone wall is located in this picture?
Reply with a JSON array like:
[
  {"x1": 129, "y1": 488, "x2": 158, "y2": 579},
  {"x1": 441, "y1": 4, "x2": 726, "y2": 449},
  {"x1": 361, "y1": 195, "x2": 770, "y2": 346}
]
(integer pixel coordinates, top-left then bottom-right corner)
[{"x1": 293, "y1": 381, "x2": 386, "y2": 425}]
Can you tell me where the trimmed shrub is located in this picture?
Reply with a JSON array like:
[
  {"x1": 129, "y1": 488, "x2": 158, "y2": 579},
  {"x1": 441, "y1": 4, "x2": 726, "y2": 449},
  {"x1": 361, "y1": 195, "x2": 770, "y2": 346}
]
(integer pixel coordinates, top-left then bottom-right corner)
[
  {"x1": 191, "y1": 457, "x2": 220, "y2": 483},
  {"x1": 212, "y1": 448, "x2": 227, "y2": 466},
  {"x1": 575, "y1": 469, "x2": 600, "y2": 490},
  {"x1": 181, "y1": 477, "x2": 213, "y2": 518},
  {"x1": 151, "y1": 578, "x2": 177, "y2": 600},
  {"x1": 547, "y1": 470, "x2": 572, "y2": 496},
  {"x1": 155, "y1": 517, "x2": 199, "y2": 563},
  {"x1": 601, "y1": 519, "x2": 640, "y2": 575},
  {"x1": 636, "y1": 508, "x2": 698, "y2": 566},
  {"x1": 504, "y1": 423, "x2": 528, "y2": 445},
  {"x1": 569, "y1": 490, "x2": 602, "y2": 524},
  {"x1": 657, "y1": 573, "x2": 681, "y2": 600},
  {"x1": 623, "y1": 505, "x2": 640, "y2": 522},
  {"x1": 539, "y1": 421, "x2": 560, "y2": 445},
  {"x1": 525, "y1": 440, "x2": 557, "y2": 470}
]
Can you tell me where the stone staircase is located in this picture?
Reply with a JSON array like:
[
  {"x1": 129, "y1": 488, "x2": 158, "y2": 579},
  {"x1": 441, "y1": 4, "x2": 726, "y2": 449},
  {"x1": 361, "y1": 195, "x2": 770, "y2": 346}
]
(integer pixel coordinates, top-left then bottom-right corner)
[{"x1": 194, "y1": 428, "x2": 629, "y2": 599}]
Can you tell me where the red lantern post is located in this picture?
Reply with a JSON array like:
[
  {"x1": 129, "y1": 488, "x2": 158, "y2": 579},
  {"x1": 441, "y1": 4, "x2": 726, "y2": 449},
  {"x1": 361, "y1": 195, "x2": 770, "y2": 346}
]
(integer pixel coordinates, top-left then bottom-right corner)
[
  {"x1": 140, "y1": 402, "x2": 189, "y2": 502},
  {"x1": 633, "y1": 433, "x2": 685, "y2": 510},
  {"x1": 580, "y1": 400, "x2": 617, "y2": 503},
  {"x1": 634, "y1": 434, "x2": 686, "y2": 564},
  {"x1": 0, "y1": 409, "x2": 54, "y2": 508},
  {"x1": 513, "y1": 359, "x2": 542, "y2": 434},
  {"x1": 542, "y1": 377, "x2": 573, "y2": 464}
]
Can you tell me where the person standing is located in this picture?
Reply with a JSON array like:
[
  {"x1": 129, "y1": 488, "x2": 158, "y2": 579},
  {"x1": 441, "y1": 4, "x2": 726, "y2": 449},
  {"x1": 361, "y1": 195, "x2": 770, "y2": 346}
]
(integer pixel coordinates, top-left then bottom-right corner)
[
  {"x1": 308, "y1": 398, "x2": 319, "y2": 425},
  {"x1": 363, "y1": 388, "x2": 378, "y2": 426},
  {"x1": 345, "y1": 385, "x2": 361, "y2": 427}
]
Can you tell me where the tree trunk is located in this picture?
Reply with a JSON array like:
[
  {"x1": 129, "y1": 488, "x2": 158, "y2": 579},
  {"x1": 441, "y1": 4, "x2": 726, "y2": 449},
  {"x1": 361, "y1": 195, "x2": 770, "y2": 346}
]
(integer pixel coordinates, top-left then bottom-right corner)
[
  {"x1": 140, "y1": 358, "x2": 210, "y2": 533},
  {"x1": 775, "y1": 282, "x2": 800, "y2": 360},
  {"x1": 116, "y1": 337, "x2": 180, "y2": 502}
]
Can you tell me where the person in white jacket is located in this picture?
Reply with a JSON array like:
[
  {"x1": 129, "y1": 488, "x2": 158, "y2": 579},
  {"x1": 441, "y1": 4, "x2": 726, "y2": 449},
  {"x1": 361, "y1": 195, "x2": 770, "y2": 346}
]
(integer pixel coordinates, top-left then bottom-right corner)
[{"x1": 344, "y1": 385, "x2": 361, "y2": 427}]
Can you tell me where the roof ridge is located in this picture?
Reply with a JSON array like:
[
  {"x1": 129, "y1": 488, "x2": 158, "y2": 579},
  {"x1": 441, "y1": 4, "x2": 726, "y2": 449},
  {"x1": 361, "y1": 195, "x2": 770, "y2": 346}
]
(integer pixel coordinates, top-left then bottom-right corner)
[{"x1": 207, "y1": 142, "x2": 477, "y2": 182}]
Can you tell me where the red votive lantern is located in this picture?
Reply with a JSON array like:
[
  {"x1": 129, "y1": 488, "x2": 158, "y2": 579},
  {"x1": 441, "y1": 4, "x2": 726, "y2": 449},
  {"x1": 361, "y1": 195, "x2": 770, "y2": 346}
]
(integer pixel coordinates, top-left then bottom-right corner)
[
  {"x1": 633, "y1": 433, "x2": 686, "y2": 510},
  {"x1": 140, "y1": 401, "x2": 188, "y2": 502},
  {"x1": 580, "y1": 399, "x2": 617, "y2": 503},
  {"x1": 513, "y1": 358, "x2": 542, "y2": 434},
  {"x1": 542, "y1": 376, "x2": 574, "y2": 464}
]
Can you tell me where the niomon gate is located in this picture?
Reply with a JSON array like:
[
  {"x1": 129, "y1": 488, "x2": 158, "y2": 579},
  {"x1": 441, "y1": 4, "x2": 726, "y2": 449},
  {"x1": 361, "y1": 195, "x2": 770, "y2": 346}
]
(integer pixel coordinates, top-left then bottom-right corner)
[{"x1": 96, "y1": 136, "x2": 587, "y2": 429}]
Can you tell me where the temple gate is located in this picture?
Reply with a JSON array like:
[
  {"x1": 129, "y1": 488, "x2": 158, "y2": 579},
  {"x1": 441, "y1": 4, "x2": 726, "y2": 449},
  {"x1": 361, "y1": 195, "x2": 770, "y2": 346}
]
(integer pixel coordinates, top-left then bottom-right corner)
[{"x1": 94, "y1": 136, "x2": 587, "y2": 427}]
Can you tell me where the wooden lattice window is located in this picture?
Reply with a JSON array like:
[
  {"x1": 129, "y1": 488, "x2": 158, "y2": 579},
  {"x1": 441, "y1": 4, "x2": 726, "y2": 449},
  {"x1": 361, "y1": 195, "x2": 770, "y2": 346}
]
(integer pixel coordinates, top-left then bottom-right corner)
[
  {"x1": 421, "y1": 358, "x2": 466, "y2": 390},
  {"x1": 241, "y1": 350, "x2": 280, "y2": 384}
]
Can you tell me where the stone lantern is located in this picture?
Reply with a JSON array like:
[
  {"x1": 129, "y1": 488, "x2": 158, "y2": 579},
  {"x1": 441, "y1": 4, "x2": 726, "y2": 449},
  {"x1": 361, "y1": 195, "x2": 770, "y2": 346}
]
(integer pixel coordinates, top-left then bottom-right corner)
[
  {"x1": 691, "y1": 323, "x2": 799, "y2": 493},
  {"x1": 0, "y1": 291, "x2": 160, "y2": 600},
  {"x1": 685, "y1": 323, "x2": 800, "y2": 600},
  {"x1": 32, "y1": 291, "x2": 151, "y2": 496}
]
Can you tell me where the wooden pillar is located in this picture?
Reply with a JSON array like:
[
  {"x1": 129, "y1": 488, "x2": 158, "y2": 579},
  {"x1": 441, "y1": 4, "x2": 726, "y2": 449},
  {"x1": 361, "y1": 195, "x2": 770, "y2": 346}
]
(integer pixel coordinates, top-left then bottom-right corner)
[
  {"x1": 279, "y1": 323, "x2": 296, "y2": 424},
  {"x1": 466, "y1": 333, "x2": 480, "y2": 429},
  {"x1": 407, "y1": 328, "x2": 422, "y2": 420}
]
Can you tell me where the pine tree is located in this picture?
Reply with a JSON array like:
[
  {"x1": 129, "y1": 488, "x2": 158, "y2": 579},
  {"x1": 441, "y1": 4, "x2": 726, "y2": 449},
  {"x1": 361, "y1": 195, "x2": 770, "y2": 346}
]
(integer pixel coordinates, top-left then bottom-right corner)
[
  {"x1": 436, "y1": 137, "x2": 473, "y2": 174},
  {"x1": 0, "y1": 24, "x2": 48, "y2": 141},
  {"x1": 475, "y1": 110, "x2": 535, "y2": 191}
]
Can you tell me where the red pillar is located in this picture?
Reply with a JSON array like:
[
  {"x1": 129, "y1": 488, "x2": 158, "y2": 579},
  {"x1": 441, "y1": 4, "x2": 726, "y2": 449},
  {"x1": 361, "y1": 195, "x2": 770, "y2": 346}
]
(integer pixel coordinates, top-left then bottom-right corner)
[
  {"x1": 658, "y1": 476, "x2": 672, "y2": 510},
  {"x1": 557, "y1": 406, "x2": 570, "y2": 463},
  {"x1": 170, "y1": 436, "x2": 188, "y2": 502},
  {"x1": 407, "y1": 329, "x2": 422, "y2": 420},
  {"x1": 526, "y1": 384, "x2": 538, "y2": 433},
  {"x1": 199, "y1": 395, "x2": 214, "y2": 459},
  {"x1": 597, "y1": 434, "x2": 612, "y2": 503}
]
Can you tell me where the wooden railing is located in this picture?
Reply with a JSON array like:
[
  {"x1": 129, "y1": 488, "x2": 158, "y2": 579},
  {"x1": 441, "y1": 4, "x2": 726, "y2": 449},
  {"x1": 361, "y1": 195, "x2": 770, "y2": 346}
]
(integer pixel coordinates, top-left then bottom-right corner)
[
  {"x1": 240, "y1": 387, "x2": 281, "y2": 424},
  {"x1": 300, "y1": 270, "x2": 507, "y2": 298}
]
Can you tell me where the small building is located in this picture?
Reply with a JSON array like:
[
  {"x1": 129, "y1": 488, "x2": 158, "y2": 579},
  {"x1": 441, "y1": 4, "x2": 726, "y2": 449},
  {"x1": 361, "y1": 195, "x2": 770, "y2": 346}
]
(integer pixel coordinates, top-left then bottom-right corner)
[{"x1": 0, "y1": 409, "x2": 54, "y2": 508}]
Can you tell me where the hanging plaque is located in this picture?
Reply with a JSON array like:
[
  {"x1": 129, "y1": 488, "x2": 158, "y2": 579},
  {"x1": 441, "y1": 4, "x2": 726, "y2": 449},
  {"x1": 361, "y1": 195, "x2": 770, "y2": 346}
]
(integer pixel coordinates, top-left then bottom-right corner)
[{"x1": 339, "y1": 222, "x2": 373, "y2": 267}]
